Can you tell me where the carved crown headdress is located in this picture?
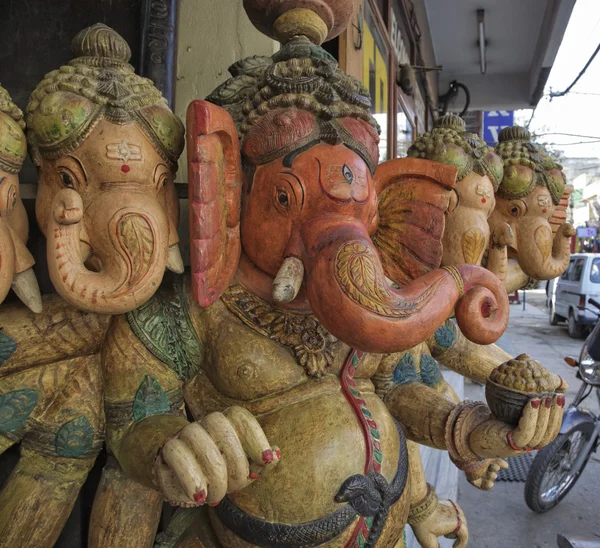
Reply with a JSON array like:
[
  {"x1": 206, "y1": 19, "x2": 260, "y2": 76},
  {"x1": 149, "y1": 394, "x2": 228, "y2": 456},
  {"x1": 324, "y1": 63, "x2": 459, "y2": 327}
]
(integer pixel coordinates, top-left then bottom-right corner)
[
  {"x1": 495, "y1": 126, "x2": 566, "y2": 205},
  {"x1": 0, "y1": 85, "x2": 26, "y2": 174},
  {"x1": 26, "y1": 24, "x2": 184, "y2": 169},
  {"x1": 207, "y1": 6, "x2": 381, "y2": 173},
  {"x1": 407, "y1": 114, "x2": 503, "y2": 189}
]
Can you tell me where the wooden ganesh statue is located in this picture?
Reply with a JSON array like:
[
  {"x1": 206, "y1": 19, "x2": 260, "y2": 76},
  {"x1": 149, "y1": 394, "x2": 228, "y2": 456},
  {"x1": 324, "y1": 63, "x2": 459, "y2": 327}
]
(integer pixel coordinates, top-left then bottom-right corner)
[
  {"x1": 0, "y1": 85, "x2": 41, "y2": 313},
  {"x1": 27, "y1": 23, "x2": 185, "y2": 314},
  {"x1": 490, "y1": 125, "x2": 575, "y2": 293},
  {"x1": 0, "y1": 23, "x2": 185, "y2": 547},
  {"x1": 0, "y1": 10, "x2": 569, "y2": 548},
  {"x1": 79, "y1": 5, "x2": 562, "y2": 548},
  {"x1": 394, "y1": 114, "x2": 568, "y2": 545}
]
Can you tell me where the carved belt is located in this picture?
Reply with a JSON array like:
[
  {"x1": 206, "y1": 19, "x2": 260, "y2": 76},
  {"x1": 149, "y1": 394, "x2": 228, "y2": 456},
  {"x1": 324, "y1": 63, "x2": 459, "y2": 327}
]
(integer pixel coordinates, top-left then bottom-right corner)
[{"x1": 215, "y1": 420, "x2": 408, "y2": 548}]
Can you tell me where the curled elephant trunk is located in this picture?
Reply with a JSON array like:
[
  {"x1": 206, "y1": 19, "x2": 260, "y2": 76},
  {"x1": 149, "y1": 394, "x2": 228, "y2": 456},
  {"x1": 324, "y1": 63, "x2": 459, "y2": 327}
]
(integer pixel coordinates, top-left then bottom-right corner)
[
  {"x1": 47, "y1": 188, "x2": 169, "y2": 314},
  {"x1": 516, "y1": 218, "x2": 575, "y2": 280},
  {"x1": 301, "y1": 219, "x2": 509, "y2": 353}
]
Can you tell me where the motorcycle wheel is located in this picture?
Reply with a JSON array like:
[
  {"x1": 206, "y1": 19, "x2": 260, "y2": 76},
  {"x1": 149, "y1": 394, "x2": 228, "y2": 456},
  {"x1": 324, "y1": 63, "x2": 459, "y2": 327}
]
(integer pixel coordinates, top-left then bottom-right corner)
[{"x1": 524, "y1": 424, "x2": 594, "y2": 513}]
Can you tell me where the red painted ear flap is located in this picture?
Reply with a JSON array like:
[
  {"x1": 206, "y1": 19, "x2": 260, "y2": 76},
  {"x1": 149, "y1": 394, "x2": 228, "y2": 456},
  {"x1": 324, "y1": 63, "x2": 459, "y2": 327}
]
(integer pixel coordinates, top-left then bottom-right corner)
[
  {"x1": 187, "y1": 100, "x2": 242, "y2": 307},
  {"x1": 549, "y1": 183, "x2": 574, "y2": 236},
  {"x1": 372, "y1": 158, "x2": 458, "y2": 286}
]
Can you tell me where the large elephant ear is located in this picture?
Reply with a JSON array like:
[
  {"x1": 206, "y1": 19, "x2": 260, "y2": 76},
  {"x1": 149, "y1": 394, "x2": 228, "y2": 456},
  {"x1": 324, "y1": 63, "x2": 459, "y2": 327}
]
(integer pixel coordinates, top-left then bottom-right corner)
[
  {"x1": 372, "y1": 158, "x2": 458, "y2": 286},
  {"x1": 187, "y1": 100, "x2": 242, "y2": 307},
  {"x1": 549, "y1": 183, "x2": 574, "y2": 236}
]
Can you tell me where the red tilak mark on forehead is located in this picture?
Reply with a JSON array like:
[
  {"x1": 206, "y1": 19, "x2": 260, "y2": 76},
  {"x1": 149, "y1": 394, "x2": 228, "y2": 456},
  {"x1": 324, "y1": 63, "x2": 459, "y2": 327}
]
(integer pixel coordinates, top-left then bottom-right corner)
[
  {"x1": 481, "y1": 198, "x2": 486, "y2": 203},
  {"x1": 121, "y1": 165, "x2": 131, "y2": 173}
]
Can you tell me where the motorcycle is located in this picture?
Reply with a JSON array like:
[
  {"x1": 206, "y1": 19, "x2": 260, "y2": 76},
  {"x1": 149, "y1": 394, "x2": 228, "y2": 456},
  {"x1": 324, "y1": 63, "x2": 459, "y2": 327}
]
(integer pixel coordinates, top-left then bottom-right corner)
[{"x1": 525, "y1": 298, "x2": 600, "y2": 513}]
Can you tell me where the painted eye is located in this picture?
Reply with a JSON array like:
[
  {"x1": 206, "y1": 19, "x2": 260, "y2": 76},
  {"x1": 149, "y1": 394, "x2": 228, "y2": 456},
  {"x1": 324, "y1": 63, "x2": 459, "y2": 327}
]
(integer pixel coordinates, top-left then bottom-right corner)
[
  {"x1": 60, "y1": 172, "x2": 75, "y2": 188},
  {"x1": 277, "y1": 190, "x2": 289, "y2": 209},
  {"x1": 508, "y1": 201, "x2": 527, "y2": 218},
  {"x1": 157, "y1": 173, "x2": 169, "y2": 189}
]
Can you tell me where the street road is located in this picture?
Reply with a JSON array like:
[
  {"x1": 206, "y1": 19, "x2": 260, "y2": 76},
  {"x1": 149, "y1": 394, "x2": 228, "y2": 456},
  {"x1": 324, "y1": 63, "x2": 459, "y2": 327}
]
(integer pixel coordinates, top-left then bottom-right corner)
[{"x1": 458, "y1": 290, "x2": 600, "y2": 547}]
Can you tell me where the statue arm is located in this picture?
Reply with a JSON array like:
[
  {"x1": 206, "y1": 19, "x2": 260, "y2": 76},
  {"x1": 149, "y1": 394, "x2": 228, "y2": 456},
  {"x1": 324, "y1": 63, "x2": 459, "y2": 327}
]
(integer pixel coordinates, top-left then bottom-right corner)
[
  {"x1": 385, "y1": 381, "x2": 564, "y2": 459},
  {"x1": 504, "y1": 258, "x2": 532, "y2": 294},
  {"x1": 0, "y1": 293, "x2": 110, "y2": 378},
  {"x1": 102, "y1": 314, "x2": 189, "y2": 489},
  {"x1": 384, "y1": 382, "x2": 455, "y2": 449},
  {"x1": 406, "y1": 440, "x2": 468, "y2": 547},
  {"x1": 427, "y1": 320, "x2": 511, "y2": 385}
]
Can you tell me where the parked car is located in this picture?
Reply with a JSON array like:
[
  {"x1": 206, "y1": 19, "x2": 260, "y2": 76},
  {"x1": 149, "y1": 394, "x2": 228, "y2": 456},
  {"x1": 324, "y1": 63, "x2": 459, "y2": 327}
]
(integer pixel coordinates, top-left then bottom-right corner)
[{"x1": 551, "y1": 253, "x2": 600, "y2": 338}]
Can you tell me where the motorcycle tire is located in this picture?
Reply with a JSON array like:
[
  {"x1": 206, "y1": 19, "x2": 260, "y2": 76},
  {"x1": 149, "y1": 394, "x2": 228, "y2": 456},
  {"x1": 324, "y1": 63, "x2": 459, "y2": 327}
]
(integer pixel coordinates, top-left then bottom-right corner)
[{"x1": 524, "y1": 424, "x2": 594, "y2": 514}]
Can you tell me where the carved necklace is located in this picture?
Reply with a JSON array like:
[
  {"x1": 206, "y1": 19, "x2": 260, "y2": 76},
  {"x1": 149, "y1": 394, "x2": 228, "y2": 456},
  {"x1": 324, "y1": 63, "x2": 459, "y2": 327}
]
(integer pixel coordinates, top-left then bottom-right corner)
[{"x1": 221, "y1": 285, "x2": 338, "y2": 378}]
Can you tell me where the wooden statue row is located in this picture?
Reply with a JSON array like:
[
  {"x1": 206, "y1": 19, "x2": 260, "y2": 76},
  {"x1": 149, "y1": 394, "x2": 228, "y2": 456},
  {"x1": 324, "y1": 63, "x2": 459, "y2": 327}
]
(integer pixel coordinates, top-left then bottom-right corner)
[{"x1": 0, "y1": 3, "x2": 574, "y2": 547}]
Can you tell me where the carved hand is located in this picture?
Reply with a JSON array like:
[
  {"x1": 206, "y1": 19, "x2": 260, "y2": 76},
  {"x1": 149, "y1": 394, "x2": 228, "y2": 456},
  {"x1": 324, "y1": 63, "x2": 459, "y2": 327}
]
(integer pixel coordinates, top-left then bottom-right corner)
[
  {"x1": 464, "y1": 458, "x2": 508, "y2": 490},
  {"x1": 410, "y1": 498, "x2": 468, "y2": 548},
  {"x1": 469, "y1": 395, "x2": 565, "y2": 459},
  {"x1": 154, "y1": 406, "x2": 279, "y2": 507}
]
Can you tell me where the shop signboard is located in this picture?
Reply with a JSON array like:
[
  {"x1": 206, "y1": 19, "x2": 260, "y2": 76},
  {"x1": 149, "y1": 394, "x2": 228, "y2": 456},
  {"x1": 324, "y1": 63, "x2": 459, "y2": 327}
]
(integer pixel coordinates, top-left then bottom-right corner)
[
  {"x1": 577, "y1": 227, "x2": 597, "y2": 238},
  {"x1": 363, "y1": 2, "x2": 390, "y2": 161},
  {"x1": 483, "y1": 110, "x2": 514, "y2": 145}
]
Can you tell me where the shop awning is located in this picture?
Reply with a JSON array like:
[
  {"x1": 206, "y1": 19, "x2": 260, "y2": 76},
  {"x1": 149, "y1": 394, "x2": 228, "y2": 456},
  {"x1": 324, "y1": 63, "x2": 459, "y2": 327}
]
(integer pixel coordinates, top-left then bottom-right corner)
[{"x1": 424, "y1": 0, "x2": 576, "y2": 110}]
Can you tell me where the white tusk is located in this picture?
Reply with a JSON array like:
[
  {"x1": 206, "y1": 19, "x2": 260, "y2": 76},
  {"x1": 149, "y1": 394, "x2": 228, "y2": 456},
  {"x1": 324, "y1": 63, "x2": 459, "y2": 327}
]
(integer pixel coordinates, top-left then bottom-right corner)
[
  {"x1": 272, "y1": 257, "x2": 304, "y2": 303},
  {"x1": 166, "y1": 244, "x2": 185, "y2": 274},
  {"x1": 12, "y1": 268, "x2": 42, "y2": 313}
]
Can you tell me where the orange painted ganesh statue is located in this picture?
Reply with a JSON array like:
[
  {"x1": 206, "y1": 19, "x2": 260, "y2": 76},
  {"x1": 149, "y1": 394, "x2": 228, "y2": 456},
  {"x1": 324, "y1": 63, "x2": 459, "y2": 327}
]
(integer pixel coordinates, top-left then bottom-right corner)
[{"x1": 79, "y1": 3, "x2": 565, "y2": 548}]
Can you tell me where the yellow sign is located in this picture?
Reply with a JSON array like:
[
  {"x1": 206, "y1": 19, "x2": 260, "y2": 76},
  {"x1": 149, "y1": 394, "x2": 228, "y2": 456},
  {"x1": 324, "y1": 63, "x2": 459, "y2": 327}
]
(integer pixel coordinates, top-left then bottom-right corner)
[{"x1": 362, "y1": 21, "x2": 388, "y2": 115}]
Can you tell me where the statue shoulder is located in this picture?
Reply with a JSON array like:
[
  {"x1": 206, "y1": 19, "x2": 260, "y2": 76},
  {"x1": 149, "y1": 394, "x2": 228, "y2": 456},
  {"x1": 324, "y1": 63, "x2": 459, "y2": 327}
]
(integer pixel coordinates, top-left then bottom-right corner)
[{"x1": 124, "y1": 276, "x2": 204, "y2": 382}]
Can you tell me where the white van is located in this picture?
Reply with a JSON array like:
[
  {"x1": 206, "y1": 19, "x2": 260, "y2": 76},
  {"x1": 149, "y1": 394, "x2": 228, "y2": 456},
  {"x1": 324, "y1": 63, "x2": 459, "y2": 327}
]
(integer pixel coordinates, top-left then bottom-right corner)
[{"x1": 551, "y1": 253, "x2": 600, "y2": 337}]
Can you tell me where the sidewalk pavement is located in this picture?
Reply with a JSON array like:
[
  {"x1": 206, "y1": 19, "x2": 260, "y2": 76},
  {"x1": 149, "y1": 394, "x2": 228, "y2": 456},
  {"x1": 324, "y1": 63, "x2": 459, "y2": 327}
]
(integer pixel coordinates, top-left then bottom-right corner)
[{"x1": 457, "y1": 293, "x2": 600, "y2": 547}]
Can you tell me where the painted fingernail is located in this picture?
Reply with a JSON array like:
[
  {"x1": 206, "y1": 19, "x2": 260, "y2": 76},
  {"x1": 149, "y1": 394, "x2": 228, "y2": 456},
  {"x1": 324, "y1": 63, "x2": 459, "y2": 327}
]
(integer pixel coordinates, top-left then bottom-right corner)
[
  {"x1": 209, "y1": 501, "x2": 220, "y2": 507},
  {"x1": 249, "y1": 472, "x2": 261, "y2": 480},
  {"x1": 557, "y1": 395, "x2": 566, "y2": 407},
  {"x1": 544, "y1": 397, "x2": 552, "y2": 408},
  {"x1": 262, "y1": 449, "x2": 274, "y2": 463},
  {"x1": 275, "y1": 448, "x2": 281, "y2": 460},
  {"x1": 531, "y1": 399, "x2": 541, "y2": 409},
  {"x1": 193, "y1": 490, "x2": 206, "y2": 503}
]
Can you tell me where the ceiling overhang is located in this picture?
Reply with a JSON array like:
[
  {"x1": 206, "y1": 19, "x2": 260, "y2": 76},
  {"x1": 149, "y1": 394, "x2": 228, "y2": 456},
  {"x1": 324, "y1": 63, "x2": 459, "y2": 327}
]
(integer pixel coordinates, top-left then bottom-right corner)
[{"x1": 423, "y1": 0, "x2": 576, "y2": 110}]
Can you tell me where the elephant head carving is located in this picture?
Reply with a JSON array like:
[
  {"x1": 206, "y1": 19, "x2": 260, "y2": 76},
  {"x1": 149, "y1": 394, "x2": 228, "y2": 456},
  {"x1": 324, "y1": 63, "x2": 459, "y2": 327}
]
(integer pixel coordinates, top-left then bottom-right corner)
[
  {"x1": 0, "y1": 85, "x2": 42, "y2": 312},
  {"x1": 27, "y1": 24, "x2": 184, "y2": 314},
  {"x1": 407, "y1": 114, "x2": 506, "y2": 272},
  {"x1": 186, "y1": 39, "x2": 509, "y2": 354},
  {"x1": 490, "y1": 126, "x2": 575, "y2": 291}
]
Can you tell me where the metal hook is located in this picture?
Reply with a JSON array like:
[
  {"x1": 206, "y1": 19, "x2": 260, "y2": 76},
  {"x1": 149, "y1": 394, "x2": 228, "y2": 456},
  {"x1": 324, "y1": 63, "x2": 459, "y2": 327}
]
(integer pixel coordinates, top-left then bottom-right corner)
[{"x1": 353, "y1": 5, "x2": 364, "y2": 50}]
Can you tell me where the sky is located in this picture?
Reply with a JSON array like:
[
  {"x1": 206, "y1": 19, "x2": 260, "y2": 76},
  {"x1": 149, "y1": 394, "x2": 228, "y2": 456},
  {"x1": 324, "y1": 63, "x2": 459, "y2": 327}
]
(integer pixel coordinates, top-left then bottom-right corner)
[{"x1": 516, "y1": 0, "x2": 600, "y2": 160}]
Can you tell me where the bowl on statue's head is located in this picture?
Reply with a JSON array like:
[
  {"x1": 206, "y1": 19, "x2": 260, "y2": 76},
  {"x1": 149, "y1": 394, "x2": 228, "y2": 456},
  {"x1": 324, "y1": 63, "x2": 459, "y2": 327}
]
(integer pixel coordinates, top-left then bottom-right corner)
[{"x1": 486, "y1": 354, "x2": 553, "y2": 425}]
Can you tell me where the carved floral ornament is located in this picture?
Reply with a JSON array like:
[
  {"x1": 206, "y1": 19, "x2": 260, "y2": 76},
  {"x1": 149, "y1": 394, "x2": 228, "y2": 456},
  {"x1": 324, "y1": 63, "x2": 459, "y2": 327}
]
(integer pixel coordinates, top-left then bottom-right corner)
[{"x1": 222, "y1": 284, "x2": 337, "y2": 378}]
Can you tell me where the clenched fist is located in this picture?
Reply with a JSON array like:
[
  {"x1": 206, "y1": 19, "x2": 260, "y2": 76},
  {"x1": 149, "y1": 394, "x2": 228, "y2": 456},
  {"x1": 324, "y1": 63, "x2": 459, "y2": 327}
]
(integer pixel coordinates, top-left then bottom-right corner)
[
  {"x1": 410, "y1": 497, "x2": 468, "y2": 548},
  {"x1": 464, "y1": 458, "x2": 508, "y2": 490},
  {"x1": 154, "y1": 406, "x2": 279, "y2": 507}
]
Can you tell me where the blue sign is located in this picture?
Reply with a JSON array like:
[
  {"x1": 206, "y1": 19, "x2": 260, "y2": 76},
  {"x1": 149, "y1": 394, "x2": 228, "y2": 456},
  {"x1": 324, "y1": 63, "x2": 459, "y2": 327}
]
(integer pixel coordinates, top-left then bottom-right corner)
[{"x1": 483, "y1": 110, "x2": 514, "y2": 146}]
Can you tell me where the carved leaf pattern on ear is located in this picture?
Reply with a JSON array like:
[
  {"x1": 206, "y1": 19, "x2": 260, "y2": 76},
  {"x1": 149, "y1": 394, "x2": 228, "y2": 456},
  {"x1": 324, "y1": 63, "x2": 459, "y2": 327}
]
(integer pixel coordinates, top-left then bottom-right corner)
[
  {"x1": 549, "y1": 183, "x2": 573, "y2": 236},
  {"x1": 372, "y1": 158, "x2": 458, "y2": 286},
  {"x1": 187, "y1": 101, "x2": 243, "y2": 307}
]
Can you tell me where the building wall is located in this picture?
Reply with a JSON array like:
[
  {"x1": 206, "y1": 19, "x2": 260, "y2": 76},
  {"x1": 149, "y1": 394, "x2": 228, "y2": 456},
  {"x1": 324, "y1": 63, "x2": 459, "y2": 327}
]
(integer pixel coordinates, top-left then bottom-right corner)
[{"x1": 174, "y1": 0, "x2": 278, "y2": 179}]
